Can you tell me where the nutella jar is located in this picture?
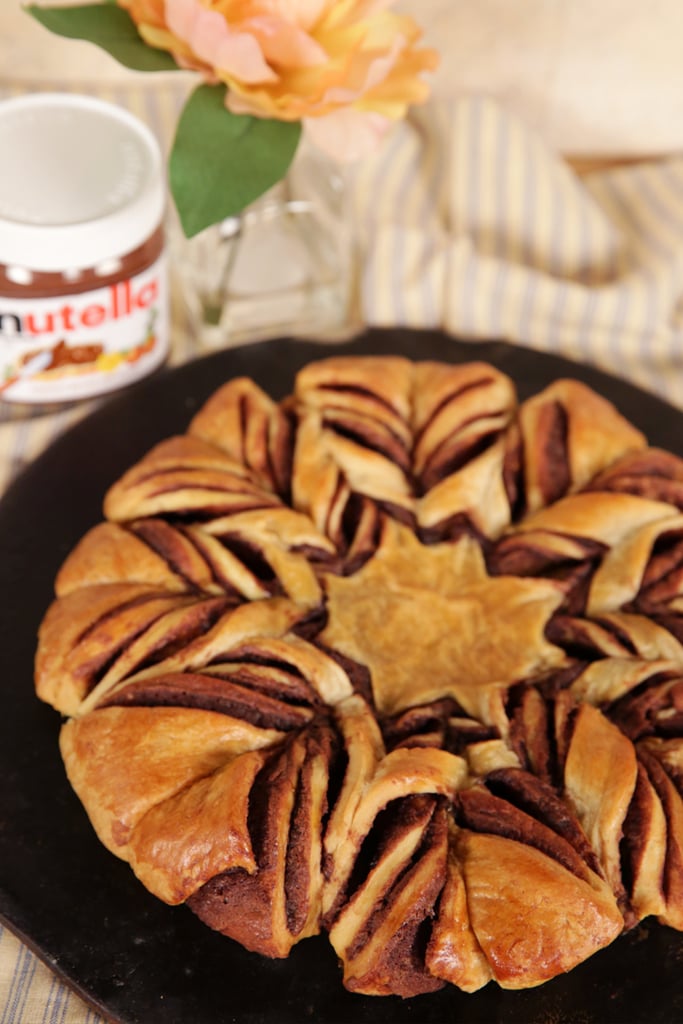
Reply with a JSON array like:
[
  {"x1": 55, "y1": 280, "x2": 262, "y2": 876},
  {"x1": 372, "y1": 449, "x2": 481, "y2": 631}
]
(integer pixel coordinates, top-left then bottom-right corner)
[{"x1": 0, "y1": 93, "x2": 169, "y2": 404}]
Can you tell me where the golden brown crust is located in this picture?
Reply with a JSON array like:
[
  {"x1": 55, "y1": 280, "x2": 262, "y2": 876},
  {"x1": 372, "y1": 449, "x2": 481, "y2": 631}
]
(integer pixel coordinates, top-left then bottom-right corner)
[
  {"x1": 33, "y1": 354, "x2": 683, "y2": 997},
  {"x1": 189, "y1": 377, "x2": 293, "y2": 496},
  {"x1": 35, "y1": 584, "x2": 197, "y2": 715},
  {"x1": 563, "y1": 704, "x2": 638, "y2": 897},
  {"x1": 455, "y1": 831, "x2": 623, "y2": 989},
  {"x1": 127, "y1": 749, "x2": 268, "y2": 904},
  {"x1": 55, "y1": 522, "x2": 197, "y2": 596},
  {"x1": 411, "y1": 362, "x2": 516, "y2": 506},
  {"x1": 518, "y1": 379, "x2": 646, "y2": 514},
  {"x1": 104, "y1": 435, "x2": 281, "y2": 524},
  {"x1": 425, "y1": 836, "x2": 492, "y2": 992},
  {"x1": 60, "y1": 706, "x2": 282, "y2": 857}
]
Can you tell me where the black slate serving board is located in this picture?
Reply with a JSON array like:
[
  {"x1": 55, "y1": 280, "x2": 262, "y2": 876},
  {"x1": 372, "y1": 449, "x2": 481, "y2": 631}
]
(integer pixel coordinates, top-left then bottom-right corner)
[{"x1": 1, "y1": 328, "x2": 682, "y2": 1024}]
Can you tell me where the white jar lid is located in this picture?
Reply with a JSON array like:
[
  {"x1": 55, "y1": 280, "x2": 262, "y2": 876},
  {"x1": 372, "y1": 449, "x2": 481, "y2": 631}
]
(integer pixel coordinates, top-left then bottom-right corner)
[{"x1": 0, "y1": 93, "x2": 165, "y2": 273}]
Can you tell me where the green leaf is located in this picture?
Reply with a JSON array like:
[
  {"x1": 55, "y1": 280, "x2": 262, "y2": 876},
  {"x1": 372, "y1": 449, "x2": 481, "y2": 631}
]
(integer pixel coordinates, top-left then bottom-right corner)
[
  {"x1": 169, "y1": 84, "x2": 302, "y2": 238},
  {"x1": 24, "y1": 3, "x2": 179, "y2": 72}
]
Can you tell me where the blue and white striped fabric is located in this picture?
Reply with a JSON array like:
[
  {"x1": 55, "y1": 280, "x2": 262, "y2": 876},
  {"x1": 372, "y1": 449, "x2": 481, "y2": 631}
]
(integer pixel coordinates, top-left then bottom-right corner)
[
  {"x1": 351, "y1": 95, "x2": 683, "y2": 409},
  {"x1": 3, "y1": 81, "x2": 683, "y2": 1022},
  {"x1": 0, "y1": 924, "x2": 104, "y2": 1024}
]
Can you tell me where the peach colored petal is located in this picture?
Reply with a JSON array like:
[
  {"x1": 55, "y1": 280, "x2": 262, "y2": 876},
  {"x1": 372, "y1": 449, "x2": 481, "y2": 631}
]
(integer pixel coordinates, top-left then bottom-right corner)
[
  {"x1": 163, "y1": 0, "x2": 195, "y2": 39},
  {"x1": 214, "y1": 34, "x2": 280, "y2": 83},
  {"x1": 245, "y1": 15, "x2": 327, "y2": 68},
  {"x1": 320, "y1": 34, "x2": 404, "y2": 106},
  {"x1": 175, "y1": 52, "x2": 220, "y2": 82},
  {"x1": 303, "y1": 108, "x2": 391, "y2": 162},
  {"x1": 266, "y1": 0, "x2": 330, "y2": 32},
  {"x1": 166, "y1": 0, "x2": 278, "y2": 83}
]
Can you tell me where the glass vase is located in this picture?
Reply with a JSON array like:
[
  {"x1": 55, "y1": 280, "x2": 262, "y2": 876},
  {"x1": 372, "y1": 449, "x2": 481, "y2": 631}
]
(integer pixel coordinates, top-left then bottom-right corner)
[{"x1": 169, "y1": 142, "x2": 355, "y2": 351}]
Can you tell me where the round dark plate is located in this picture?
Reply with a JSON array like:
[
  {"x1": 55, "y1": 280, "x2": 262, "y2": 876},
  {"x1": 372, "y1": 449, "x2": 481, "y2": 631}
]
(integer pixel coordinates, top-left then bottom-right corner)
[{"x1": 1, "y1": 328, "x2": 682, "y2": 1024}]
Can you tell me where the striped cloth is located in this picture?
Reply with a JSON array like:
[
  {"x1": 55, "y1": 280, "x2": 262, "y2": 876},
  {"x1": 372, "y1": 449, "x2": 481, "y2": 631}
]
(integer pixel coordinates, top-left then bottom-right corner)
[
  {"x1": 2, "y1": 81, "x2": 683, "y2": 1022},
  {"x1": 351, "y1": 95, "x2": 683, "y2": 410}
]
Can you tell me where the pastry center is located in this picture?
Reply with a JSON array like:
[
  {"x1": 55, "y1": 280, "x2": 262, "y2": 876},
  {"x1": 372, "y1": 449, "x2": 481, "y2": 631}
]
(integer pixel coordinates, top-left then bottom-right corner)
[{"x1": 319, "y1": 520, "x2": 567, "y2": 722}]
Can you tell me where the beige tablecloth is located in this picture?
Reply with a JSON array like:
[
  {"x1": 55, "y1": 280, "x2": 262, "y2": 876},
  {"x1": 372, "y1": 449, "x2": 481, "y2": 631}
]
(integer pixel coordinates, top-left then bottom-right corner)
[{"x1": 2, "y1": 79, "x2": 683, "y2": 1022}]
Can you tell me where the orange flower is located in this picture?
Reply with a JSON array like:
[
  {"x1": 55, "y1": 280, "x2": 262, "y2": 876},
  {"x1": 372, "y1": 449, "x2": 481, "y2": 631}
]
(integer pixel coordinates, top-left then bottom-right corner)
[{"x1": 118, "y1": 0, "x2": 438, "y2": 159}]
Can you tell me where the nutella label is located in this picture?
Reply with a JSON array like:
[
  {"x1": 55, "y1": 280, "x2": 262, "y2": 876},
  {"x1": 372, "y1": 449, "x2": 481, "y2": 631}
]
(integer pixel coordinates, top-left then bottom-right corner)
[{"x1": 0, "y1": 254, "x2": 169, "y2": 403}]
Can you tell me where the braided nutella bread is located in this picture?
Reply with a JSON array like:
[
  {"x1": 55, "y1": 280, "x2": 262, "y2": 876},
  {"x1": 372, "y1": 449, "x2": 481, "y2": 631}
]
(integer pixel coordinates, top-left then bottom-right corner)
[{"x1": 35, "y1": 355, "x2": 683, "y2": 997}]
